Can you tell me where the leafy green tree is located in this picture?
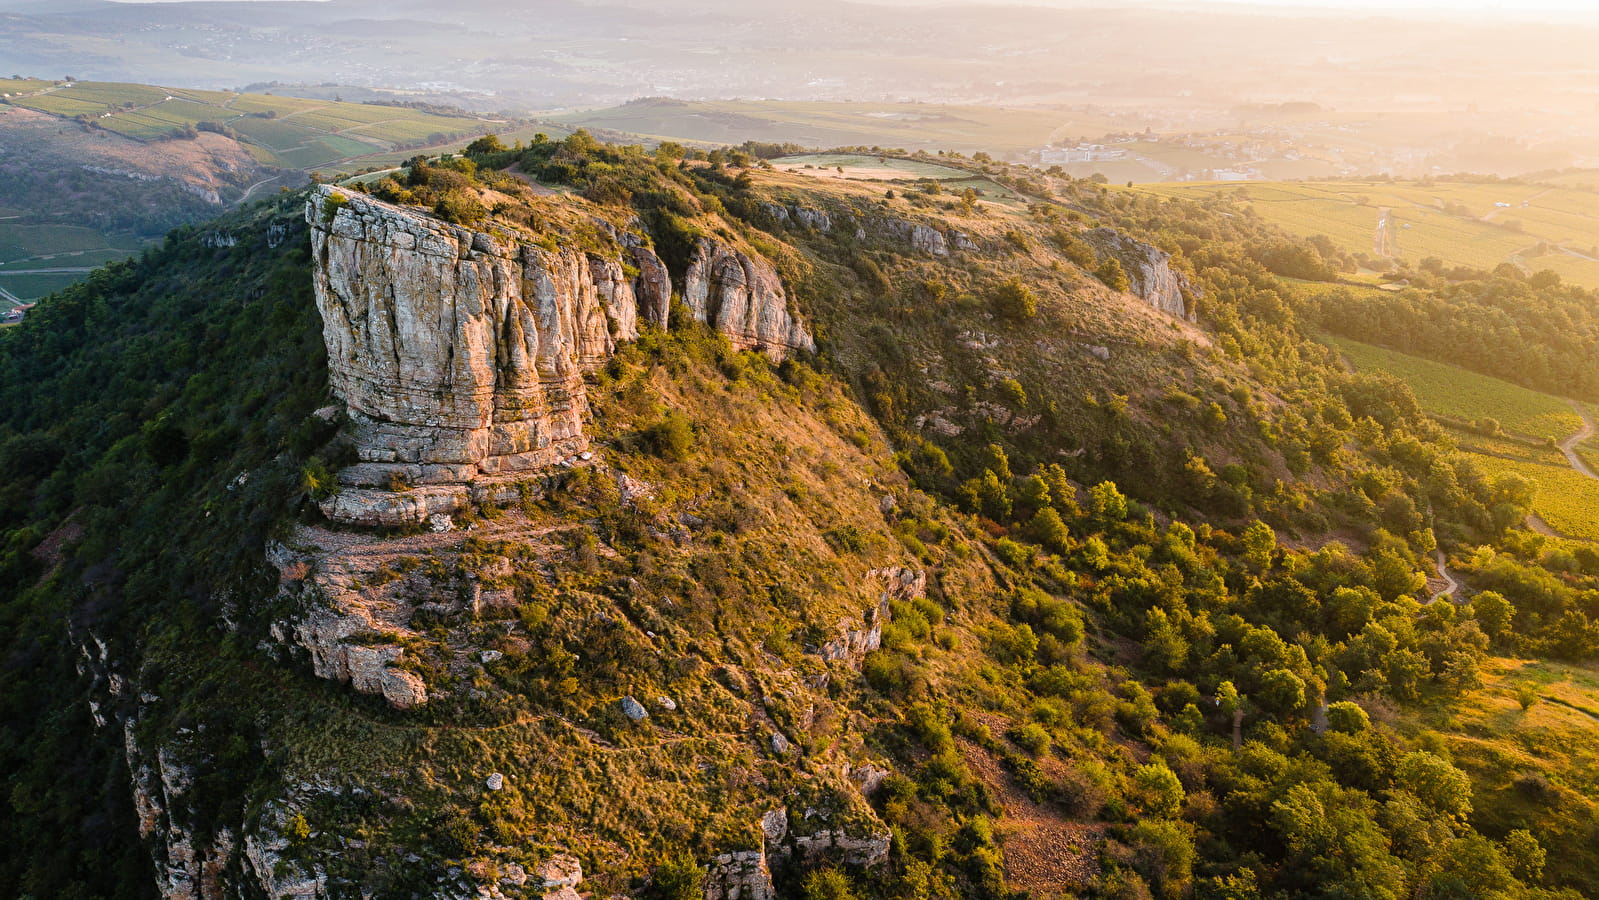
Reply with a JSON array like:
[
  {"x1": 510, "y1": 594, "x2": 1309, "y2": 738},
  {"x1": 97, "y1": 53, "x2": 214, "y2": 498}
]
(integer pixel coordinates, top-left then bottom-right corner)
[
  {"x1": 1324, "y1": 701, "x2": 1369, "y2": 734},
  {"x1": 465, "y1": 133, "x2": 506, "y2": 155},
  {"x1": 1241, "y1": 520, "x2": 1275, "y2": 573},
  {"x1": 1133, "y1": 762, "x2": 1185, "y2": 818},
  {"x1": 1257, "y1": 668, "x2": 1306, "y2": 716},
  {"x1": 1394, "y1": 751, "x2": 1473, "y2": 823},
  {"x1": 1503, "y1": 829, "x2": 1546, "y2": 883},
  {"x1": 650, "y1": 854, "x2": 704, "y2": 900},
  {"x1": 991, "y1": 277, "x2": 1038, "y2": 320},
  {"x1": 1097, "y1": 257, "x2": 1131, "y2": 291},
  {"x1": 1089, "y1": 481, "x2": 1128, "y2": 522}
]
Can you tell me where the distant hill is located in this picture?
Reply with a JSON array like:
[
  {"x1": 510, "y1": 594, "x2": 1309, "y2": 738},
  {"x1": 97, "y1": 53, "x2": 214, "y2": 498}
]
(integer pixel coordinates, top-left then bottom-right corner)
[{"x1": 0, "y1": 78, "x2": 525, "y2": 311}]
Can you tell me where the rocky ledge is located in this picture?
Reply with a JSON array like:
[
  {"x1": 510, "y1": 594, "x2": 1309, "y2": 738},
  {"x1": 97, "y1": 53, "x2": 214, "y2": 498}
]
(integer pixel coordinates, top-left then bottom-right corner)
[{"x1": 306, "y1": 186, "x2": 813, "y2": 526}]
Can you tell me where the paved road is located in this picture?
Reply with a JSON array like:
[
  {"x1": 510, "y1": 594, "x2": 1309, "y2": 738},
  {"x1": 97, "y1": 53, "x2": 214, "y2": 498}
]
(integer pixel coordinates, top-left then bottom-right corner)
[{"x1": 0, "y1": 267, "x2": 95, "y2": 275}]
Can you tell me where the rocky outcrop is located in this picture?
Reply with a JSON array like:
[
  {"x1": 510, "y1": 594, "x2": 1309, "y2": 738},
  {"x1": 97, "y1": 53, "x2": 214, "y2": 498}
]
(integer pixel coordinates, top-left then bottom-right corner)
[
  {"x1": 1083, "y1": 227, "x2": 1193, "y2": 319},
  {"x1": 683, "y1": 238, "x2": 815, "y2": 358},
  {"x1": 307, "y1": 187, "x2": 812, "y2": 526},
  {"x1": 817, "y1": 567, "x2": 925, "y2": 666},
  {"x1": 705, "y1": 804, "x2": 891, "y2": 899},
  {"x1": 241, "y1": 807, "x2": 329, "y2": 900},
  {"x1": 867, "y1": 218, "x2": 971, "y2": 256},
  {"x1": 704, "y1": 850, "x2": 775, "y2": 900}
]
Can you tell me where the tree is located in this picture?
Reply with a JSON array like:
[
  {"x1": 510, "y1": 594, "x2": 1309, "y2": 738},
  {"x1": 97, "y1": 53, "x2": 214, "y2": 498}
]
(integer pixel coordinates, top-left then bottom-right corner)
[
  {"x1": 1031, "y1": 507, "x2": 1070, "y2": 553},
  {"x1": 1470, "y1": 591, "x2": 1513, "y2": 642},
  {"x1": 1324, "y1": 701, "x2": 1369, "y2": 734},
  {"x1": 1257, "y1": 668, "x2": 1306, "y2": 716},
  {"x1": 1503, "y1": 829, "x2": 1546, "y2": 883},
  {"x1": 1097, "y1": 257, "x2": 1131, "y2": 291},
  {"x1": 650, "y1": 855, "x2": 704, "y2": 900},
  {"x1": 1133, "y1": 762, "x2": 1185, "y2": 818},
  {"x1": 1089, "y1": 481, "x2": 1128, "y2": 522},
  {"x1": 991, "y1": 277, "x2": 1038, "y2": 320},
  {"x1": 1241, "y1": 520, "x2": 1276, "y2": 573},
  {"x1": 1394, "y1": 751, "x2": 1472, "y2": 823},
  {"x1": 465, "y1": 133, "x2": 506, "y2": 155}
]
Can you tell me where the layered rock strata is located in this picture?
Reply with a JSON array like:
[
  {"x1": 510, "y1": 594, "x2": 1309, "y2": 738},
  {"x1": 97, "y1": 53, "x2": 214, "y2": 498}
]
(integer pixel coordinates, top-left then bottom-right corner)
[{"x1": 306, "y1": 186, "x2": 811, "y2": 525}]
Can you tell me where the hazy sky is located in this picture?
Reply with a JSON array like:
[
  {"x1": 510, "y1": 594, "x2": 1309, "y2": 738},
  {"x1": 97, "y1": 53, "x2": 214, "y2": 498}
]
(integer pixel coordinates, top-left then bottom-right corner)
[{"x1": 98, "y1": 0, "x2": 1599, "y2": 20}]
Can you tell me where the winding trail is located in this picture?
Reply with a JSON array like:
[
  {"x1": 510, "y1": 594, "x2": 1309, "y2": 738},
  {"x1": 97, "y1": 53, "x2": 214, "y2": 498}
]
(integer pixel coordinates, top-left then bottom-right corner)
[
  {"x1": 1557, "y1": 399, "x2": 1597, "y2": 479},
  {"x1": 1432, "y1": 549, "x2": 1460, "y2": 604}
]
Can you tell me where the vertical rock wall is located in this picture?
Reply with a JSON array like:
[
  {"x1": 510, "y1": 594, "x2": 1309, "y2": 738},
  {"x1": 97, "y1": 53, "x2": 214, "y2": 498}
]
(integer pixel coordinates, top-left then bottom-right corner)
[{"x1": 306, "y1": 186, "x2": 813, "y2": 526}]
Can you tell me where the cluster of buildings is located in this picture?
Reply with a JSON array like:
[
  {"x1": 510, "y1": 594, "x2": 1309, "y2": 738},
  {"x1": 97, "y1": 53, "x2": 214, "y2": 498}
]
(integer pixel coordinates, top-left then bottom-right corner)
[{"x1": 3, "y1": 302, "x2": 36, "y2": 325}]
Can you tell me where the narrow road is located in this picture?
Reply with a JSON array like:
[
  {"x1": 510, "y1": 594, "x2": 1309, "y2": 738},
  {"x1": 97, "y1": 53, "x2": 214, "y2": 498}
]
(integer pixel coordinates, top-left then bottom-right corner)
[
  {"x1": 1374, "y1": 207, "x2": 1394, "y2": 258},
  {"x1": 0, "y1": 267, "x2": 95, "y2": 275},
  {"x1": 1431, "y1": 549, "x2": 1460, "y2": 604},
  {"x1": 1558, "y1": 400, "x2": 1597, "y2": 479}
]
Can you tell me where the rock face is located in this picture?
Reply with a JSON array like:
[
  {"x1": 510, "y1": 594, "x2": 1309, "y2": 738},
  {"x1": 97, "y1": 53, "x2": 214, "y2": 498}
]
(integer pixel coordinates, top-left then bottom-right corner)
[
  {"x1": 704, "y1": 851, "x2": 775, "y2": 900},
  {"x1": 1083, "y1": 227, "x2": 1193, "y2": 319},
  {"x1": 306, "y1": 186, "x2": 812, "y2": 526},
  {"x1": 817, "y1": 567, "x2": 925, "y2": 666},
  {"x1": 705, "y1": 805, "x2": 891, "y2": 900},
  {"x1": 682, "y1": 238, "x2": 815, "y2": 357}
]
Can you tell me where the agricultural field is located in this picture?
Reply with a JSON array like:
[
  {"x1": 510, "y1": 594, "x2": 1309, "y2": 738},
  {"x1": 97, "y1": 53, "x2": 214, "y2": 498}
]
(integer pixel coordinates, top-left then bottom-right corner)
[
  {"x1": 1322, "y1": 335, "x2": 1582, "y2": 441},
  {"x1": 4, "y1": 80, "x2": 506, "y2": 170},
  {"x1": 1328, "y1": 335, "x2": 1599, "y2": 542},
  {"x1": 0, "y1": 224, "x2": 120, "y2": 264},
  {"x1": 555, "y1": 98, "x2": 1076, "y2": 156},
  {"x1": 1137, "y1": 179, "x2": 1599, "y2": 287},
  {"x1": 771, "y1": 154, "x2": 1030, "y2": 209},
  {"x1": 316, "y1": 124, "x2": 578, "y2": 176},
  {"x1": 0, "y1": 271, "x2": 89, "y2": 302},
  {"x1": 1464, "y1": 437, "x2": 1599, "y2": 543},
  {"x1": 773, "y1": 153, "x2": 975, "y2": 181}
]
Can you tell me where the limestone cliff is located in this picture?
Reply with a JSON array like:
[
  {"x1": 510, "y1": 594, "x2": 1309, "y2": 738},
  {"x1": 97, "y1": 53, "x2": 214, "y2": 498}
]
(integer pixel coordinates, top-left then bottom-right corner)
[
  {"x1": 305, "y1": 186, "x2": 812, "y2": 526},
  {"x1": 1084, "y1": 227, "x2": 1194, "y2": 319},
  {"x1": 683, "y1": 237, "x2": 816, "y2": 356}
]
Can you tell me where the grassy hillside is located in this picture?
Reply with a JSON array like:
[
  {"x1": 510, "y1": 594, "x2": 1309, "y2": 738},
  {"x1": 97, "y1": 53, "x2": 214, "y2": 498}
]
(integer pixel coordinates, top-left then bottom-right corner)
[
  {"x1": 3, "y1": 80, "x2": 506, "y2": 170},
  {"x1": 7, "y1": 138, "x2": 1599, "y2": 898}
]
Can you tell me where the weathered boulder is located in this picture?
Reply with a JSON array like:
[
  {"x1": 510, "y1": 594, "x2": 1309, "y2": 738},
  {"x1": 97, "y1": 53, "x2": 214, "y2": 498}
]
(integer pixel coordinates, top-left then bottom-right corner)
[
  {"x1": 621, "y1": 695, "x2": 649, "y2": 721},
  {"x1": 682, "y1": 238, "x2": 815, "y2": 359},
  {"x1": 536, "y1": 854, "x2": 583, "y2": 890}
]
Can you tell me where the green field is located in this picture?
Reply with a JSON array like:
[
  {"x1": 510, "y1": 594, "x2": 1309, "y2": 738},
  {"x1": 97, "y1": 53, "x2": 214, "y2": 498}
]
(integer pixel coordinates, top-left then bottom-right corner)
[
  {"x1": 1138, "y1": 179, "x2": 1599, "y2": 287},
  {"x1": 1430, "y1": 657, "x2": 1599, "y2": 889},
  {"x1": 1328, "y1": 335, "x2": 1599, "y2": 541},
  {"x1": 775, "y1": 154, "x2": 975, "y2": 181},
  {"x1": 0, "y1": 271, "x2": 89, "y2": 301},
  {"x1": 1464, "y1": 437, "x2": 1599, "y2": 542},
  {"x1": 0, "y1": 224, "x2": 116, "y2": 263},
  {"x1": 555, "y1": 98, "x2": 1075, "y2": 155},
  {"x1": 1323, "y1": 335, "x2": 1582, "y2": 441},
  {"x1": 8, "y1": 80, "x2": 505, "y2": 170}
]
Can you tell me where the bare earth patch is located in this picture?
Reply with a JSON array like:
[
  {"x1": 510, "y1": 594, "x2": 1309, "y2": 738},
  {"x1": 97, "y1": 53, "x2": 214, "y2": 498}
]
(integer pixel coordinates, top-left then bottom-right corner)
[{"x1": 959, "y1": 737, "x2": 1106, "y2": 894}]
